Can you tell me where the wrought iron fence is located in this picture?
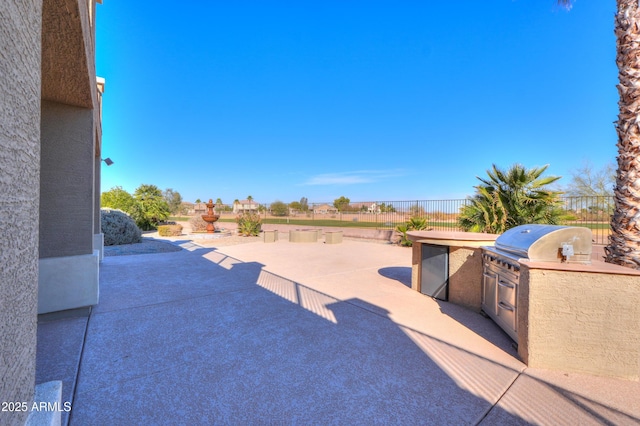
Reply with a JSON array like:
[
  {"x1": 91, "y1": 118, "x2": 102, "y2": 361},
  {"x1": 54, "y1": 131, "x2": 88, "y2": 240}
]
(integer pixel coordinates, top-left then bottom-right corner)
[
  {"x1": 560, "y1": 196, "x2": 613, "y2": 246},
  {"x1": 216, "y1": 196, "x2": 614, "y2": 245}
]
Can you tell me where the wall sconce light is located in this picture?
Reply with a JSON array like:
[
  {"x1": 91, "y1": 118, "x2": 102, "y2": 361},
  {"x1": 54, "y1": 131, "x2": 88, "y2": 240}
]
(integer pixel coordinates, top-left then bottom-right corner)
[{"x1": 102, "y1": 158, "x2": 114, "y2": 166}]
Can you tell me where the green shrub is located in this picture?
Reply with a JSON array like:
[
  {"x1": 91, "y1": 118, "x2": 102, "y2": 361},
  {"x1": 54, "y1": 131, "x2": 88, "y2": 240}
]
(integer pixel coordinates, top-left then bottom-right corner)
[
  {"x1": 396, "y1": 216, "x2": 430, "y2": 247},
  {"x1": 236, "y1": 211, "x2": 261, "y2": 236},
  {"x1": 157, "y1": 224, "x2": 183, "y2": 237},
  {"x1": 396, "y1": 224, "x2": 412, "y2": 247},
  {"x1": 101, "y1": 208, "x2": 142, "y2": 246}
]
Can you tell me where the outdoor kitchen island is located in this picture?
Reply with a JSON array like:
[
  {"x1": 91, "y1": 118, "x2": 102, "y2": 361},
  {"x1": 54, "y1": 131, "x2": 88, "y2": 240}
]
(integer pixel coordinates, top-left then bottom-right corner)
[{"x1": 409, "y1": 228, "x2": 640, "y2": 381}]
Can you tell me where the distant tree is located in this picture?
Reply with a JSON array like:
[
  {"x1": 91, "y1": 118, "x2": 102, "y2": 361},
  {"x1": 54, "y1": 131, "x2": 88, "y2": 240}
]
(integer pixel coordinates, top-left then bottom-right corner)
[
  {"x1": 131, "y1": 184, "x2": 170, "y2": 230},
  {"x1": 289, "y1": 201, "x2": 302, "y2": 212},
  {"x1": 162, "y1": 188, "x2": 183, "y2": 215},
  {"x1": 300, "y1": 197, "x2": 309, "y2": 212},
  {"x1": 333, "y1": 196, "x2": 351, "y2": 212},
  {"x1": 379, "y1": 202, "x2": 396, "y2": 213},
  {"x1": 458, "y1": 164, "x2": 563, "y2": 234},
  {"x1": 179, "y1": 201, "x2": 194, "y2": 215},
  {"x1": 101, "y1": 186, "x2": 135, "y2": 214},
  {"x1": 564, "y1": 161, "x2": 615, "y2": 214},
  {"x1": 565, "y1": 161, "x2": 615, "y2": 198},
  {"x1": 247, "y1": 195, "x2": 253, "y2": 202},
  {"x1": 270, "y1": 200, "x2": 289, "y2": 216},
  {"x1": 195, "y1": 198, "x2": 202, "y2": 203},
  {"x1": 409, "y1": 203, "x2": 425, "y2": 217}
]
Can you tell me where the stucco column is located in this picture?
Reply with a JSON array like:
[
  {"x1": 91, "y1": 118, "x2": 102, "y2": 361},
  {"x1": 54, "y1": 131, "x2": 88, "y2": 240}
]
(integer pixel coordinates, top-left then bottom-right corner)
[
  {"x1": 0, "y1": 1, "x2": 42, "y2": 424},
  {"x1": 39, "y1": 100, "x2": 99, "y2": 313},
  {"x1": 94, "y1": 153, "x2": 104, "y2": 260}
]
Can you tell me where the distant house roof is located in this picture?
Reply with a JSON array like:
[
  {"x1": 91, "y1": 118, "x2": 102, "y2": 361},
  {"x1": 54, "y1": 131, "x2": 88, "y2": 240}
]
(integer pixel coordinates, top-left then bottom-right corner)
[{"x1": 313, "y1": 203, "x2": 338, "y2": 213}]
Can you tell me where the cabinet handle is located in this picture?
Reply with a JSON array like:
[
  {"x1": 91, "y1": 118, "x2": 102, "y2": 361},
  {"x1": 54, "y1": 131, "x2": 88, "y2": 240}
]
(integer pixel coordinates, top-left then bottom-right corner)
[
  {"x1": 498, "y1": 301, "x2": 514, "y2": 312},
  {"x1": 498, "y1": 280, "x2": 515, "y2": 289}
]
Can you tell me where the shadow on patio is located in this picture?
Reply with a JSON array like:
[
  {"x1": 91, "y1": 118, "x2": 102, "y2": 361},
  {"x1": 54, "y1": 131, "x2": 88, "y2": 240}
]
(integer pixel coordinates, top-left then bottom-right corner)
[{"x1": 37, "y1": 241, "x2": 640, "y2": 425}]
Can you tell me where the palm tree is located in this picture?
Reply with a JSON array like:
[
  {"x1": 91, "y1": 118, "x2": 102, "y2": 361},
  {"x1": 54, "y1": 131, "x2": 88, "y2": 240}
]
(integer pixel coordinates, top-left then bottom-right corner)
[
  {"x1": 560, "y1": 1, "x2": 640, "y2": 268},
  {"x1": 458, "y1": 164, "x2": 563, "y2": 234},
  {"x1": 606, "y1": 0, "x2": 640, "y2": 268}
]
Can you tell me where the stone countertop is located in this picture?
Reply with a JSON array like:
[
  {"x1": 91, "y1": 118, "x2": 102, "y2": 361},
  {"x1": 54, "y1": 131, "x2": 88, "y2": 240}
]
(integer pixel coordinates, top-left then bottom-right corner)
[
  {"x1": 407, "y1": 230, "x2": 499, "y2": 248},
  {"x1": 520, "y1": 257, "x2": 640, "y2": 276}
]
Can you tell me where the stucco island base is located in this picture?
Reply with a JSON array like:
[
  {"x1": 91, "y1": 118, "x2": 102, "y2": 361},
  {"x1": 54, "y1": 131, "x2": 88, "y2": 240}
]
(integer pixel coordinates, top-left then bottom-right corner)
[{"x1": 518, "y1": 262, "x2": 640, "y2": 381}]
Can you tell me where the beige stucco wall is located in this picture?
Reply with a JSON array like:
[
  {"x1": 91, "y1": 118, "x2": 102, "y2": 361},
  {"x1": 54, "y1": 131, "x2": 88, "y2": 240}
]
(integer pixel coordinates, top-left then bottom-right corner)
[
  {"x1": 42, "y1": 0, "x2": 97, "y2": 109},
  {"x1": 0, "y1": 1, "x2": 42, "y2": 424},
  {"x1": 411, "y1": 243, "x2": 421, "y2": 291},
  {"x1": 448, "y1": 247, "x2": 484, "y2": 312},
  {"x1": 519, "y1": 267, "x2": 640, "y2": 381}
]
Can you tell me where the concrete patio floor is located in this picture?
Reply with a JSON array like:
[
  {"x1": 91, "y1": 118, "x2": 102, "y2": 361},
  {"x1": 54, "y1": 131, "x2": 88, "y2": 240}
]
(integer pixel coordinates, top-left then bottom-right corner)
[{"x1": 36, "y1": 237, "x2": 640, "y2": 425}]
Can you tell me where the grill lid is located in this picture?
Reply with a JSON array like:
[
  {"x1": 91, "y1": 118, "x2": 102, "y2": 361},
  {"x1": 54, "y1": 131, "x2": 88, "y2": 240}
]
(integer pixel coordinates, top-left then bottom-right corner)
[{"x1": 495, "y1": 224, "x2": 592, "y2": 264}]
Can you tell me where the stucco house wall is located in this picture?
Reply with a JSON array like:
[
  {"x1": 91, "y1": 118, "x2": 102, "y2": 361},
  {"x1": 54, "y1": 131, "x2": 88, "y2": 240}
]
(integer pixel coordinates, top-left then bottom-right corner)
[
  {"x1": 233, "y1": 200, "x2": 259, "y2": 213},
  {"x1": 0, "y1": 2, "x2": 42, "y2": 424},
  {"x1": 1, "y1": 0, "x2": 103, "y2": 422}
]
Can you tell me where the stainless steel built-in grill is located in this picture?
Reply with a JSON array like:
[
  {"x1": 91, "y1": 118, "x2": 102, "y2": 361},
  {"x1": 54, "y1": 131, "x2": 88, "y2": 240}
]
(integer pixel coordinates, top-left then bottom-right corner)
[{"x1": 481, "y1": 224, "x2": 593, "y2": 343}]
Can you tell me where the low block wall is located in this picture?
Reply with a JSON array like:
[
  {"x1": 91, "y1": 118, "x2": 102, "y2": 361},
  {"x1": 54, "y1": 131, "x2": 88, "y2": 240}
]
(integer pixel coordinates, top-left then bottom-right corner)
[
  {"x1": 289, "y1": 230, "x2": 319, "y2": 243},
  {"x1": 263, "y1": 230, "x2": 278, "y2": 243},
  {"x1": 261, "y1": 224, "x2": 394, "y2": 242},
  {"x1": 325, "y1": 231, "x2": 343, "y2": 244}
]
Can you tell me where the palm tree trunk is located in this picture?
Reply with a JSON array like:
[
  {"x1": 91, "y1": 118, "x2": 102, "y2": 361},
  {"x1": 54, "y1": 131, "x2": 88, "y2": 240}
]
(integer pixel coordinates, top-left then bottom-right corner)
[{"x1": 605, "y1": 0, "x2": 640, "y2": 268}]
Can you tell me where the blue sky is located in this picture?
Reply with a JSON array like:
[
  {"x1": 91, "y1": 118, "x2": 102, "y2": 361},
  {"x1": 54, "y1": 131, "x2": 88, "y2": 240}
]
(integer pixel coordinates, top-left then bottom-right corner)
[{"x1": 97, "y1": 1, "x2": 618, "y2": 205}]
